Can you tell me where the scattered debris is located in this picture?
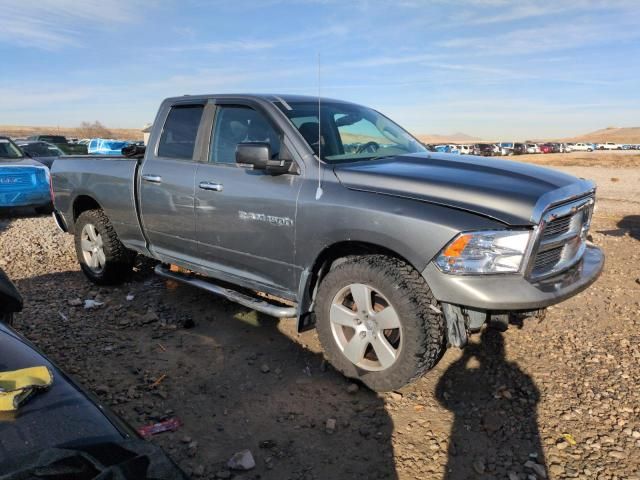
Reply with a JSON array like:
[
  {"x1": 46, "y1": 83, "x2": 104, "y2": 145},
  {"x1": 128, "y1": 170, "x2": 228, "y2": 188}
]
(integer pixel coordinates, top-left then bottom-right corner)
[
  {"x1": 83, "y1": 299, "x2": 104, "y2": 310},
  {"x1": 227, "y1": 449, "x2": 256, "y2": 471},
  {"x1": 325, "y1": 418, "x2": 337, "y2": 434},
  {"x1": 346, "y1": 383, "x2": 359, "y2": 394},
  {"x1": 260, "y1": 364, "x2": 270, "y2": 374},
  {"x1": 137, "y1": 417, "x2": 182, "y2": 438},
  {"x1": 562, "y1": 433, "x2": 577, "y2": 446},
  {"x1": 150, "y1": 374, "x2": 167, "y2": 388},
  {"x1": 126, "y1": 293, "x2": 135, "y2": 301}
]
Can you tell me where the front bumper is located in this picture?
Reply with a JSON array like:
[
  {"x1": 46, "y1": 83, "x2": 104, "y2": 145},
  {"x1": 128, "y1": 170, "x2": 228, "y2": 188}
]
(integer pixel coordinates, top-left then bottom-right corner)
[{"x1": 422, "y1": 244, "x2": 604, "y2": 311}]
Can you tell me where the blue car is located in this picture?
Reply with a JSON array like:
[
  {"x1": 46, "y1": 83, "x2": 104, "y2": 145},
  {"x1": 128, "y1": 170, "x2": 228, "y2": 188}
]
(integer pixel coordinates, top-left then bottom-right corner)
[
  {"x1": 87, "y1": 138, "x2": 131, "y2": 155},
  {"x1": 0, "y1": 136, "x2": 52, "y2": 213}
]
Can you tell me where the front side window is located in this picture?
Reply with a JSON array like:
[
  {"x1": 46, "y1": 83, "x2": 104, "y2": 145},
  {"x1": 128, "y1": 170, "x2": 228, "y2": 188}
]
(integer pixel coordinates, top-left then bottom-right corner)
[
  {"x1": 158, "y1": 104, "x2": 204, "y2": 160},
  {"x1": 276, "y1": 101, "x2": 426, "y2": 164},
  {"x1": 210, "y1": 106, "x2": 280, "y2": 164}
]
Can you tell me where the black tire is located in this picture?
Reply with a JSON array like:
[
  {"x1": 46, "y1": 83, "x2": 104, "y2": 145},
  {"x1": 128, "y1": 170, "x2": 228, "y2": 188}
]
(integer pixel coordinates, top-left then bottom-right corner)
[
  {"x1": 35, "y1": 203, "x2": 54, "y2": 215},
  {"x1": 75, "y1": 209, "x2": 135, "y2": 285},
  {"x1": 315, "y1": 255, "x2": 446, "y2": 392},
  {"x1": 1, "y1": 313, "x2": 14, "y2": 327}
]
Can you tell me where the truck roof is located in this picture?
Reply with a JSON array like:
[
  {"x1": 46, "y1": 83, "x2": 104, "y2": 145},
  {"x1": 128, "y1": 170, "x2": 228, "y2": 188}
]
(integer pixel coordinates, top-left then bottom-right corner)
[{"x1": 162, "y1": 93, "x2": 357, "y2": 106}]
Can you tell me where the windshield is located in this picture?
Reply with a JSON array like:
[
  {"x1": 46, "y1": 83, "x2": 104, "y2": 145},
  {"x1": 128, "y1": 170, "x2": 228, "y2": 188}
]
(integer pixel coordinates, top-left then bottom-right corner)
[
  {"x1": 19, "y1": 142, "x2": 63, "y2": 157},
  {"x1": 0, "y1": 139, "x2": 24, "y2": 159},
  {"x1": 276, "y1": 101, "x2": 427, "y2": 163}
]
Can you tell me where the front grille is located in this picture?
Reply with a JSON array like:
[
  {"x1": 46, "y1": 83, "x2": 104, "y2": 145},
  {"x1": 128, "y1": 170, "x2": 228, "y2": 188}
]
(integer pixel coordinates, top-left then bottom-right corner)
[
  {"x1": 533, "y1": 245, "x2": 564, "y2": 273},
  {"x1": 543, "y1": 215, "x2": 572, "y2": 238},
  {"x1": 529, "y1": 195, "x2": 594, "y2": 279}
]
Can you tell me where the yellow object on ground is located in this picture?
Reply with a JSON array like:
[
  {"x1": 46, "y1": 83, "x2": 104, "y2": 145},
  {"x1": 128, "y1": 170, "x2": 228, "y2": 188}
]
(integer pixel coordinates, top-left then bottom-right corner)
[{"x1": 0, "y1": 366, "x2": 53, "y2": 412}]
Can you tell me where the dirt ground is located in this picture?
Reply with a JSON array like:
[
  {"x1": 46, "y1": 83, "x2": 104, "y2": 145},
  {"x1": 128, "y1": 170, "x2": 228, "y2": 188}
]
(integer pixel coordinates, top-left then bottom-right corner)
[{"x1": 1, "y1": 151, "x2": 639, "y2": 479}]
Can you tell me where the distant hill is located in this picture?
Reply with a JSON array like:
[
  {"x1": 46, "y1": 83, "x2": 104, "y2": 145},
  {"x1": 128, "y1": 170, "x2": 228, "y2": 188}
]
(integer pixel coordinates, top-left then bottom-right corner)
[
  {"x1": 562, "y1": 127, "x2": 640, "y2": 144},
  {"x1": 416, "y1": 132, "x2": 481, "y2": 144},
  {"x1": 0, "y1": 124, "x2": 143, "y2": 141}
]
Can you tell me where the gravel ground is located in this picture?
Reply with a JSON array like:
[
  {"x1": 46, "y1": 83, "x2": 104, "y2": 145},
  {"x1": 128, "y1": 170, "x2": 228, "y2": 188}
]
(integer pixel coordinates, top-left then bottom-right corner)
[{"x1": 1, "y1": 162, "x2": 639, "y2": 480}]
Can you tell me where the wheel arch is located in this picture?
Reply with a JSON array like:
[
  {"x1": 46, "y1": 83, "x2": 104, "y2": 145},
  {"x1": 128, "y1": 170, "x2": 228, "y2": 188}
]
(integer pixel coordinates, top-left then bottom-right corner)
[
  {"x1": 73, "y1": 195, "x2": 102, "y2": 222},
  {"x1": 296, "y1": 240, "x2": 421, "y2": 332}
]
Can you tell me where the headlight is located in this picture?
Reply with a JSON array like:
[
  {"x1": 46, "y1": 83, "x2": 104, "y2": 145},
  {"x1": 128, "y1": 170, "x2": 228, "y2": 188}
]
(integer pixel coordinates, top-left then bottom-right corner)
[{"x1": 435, "y1": 230, "x2": 532, "y2": 274}]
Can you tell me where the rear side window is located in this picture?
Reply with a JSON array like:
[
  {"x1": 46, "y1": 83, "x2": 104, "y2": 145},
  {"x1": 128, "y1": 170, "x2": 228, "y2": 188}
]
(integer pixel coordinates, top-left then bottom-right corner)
[{"x1": 158, "y1": 104, "x2": 204, "y2": 159}]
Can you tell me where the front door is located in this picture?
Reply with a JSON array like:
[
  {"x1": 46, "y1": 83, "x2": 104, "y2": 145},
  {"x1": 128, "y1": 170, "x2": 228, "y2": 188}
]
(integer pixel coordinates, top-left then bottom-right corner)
[
  {"x1": 139, "y1": 103, "x2": 204, "y2": 263},
  {"x1": 194, "y1": 103, "x2": 303, "y2": 295}
]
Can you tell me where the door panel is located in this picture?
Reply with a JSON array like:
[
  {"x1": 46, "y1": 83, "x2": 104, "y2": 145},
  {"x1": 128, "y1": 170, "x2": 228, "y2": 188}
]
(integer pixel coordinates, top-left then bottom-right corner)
[
  {"x1": 138, "y1": 103, "x2": 204, "y2": 260},
  {"x1": 194, "y1": 104, "x2": 302, "y2": 294},
  {"x1": 195, "y1": 163, "x2": 301, "y2": 293},
  {"x1": 139, "y1": 157, "x2": 198, "y2": 259}
]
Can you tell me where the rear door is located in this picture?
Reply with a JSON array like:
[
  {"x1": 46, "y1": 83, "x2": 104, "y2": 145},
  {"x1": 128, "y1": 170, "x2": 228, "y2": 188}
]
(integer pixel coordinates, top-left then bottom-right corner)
[
  {"x1": 139, "y1": 102, "x2": 205, "y2": 262},
  {"x1": 193, "y1": 101, "x2": 303, "y2": 296}
]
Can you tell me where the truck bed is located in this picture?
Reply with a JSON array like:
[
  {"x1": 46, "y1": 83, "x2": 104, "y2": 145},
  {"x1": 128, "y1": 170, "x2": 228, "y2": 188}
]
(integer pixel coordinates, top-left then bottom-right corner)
[{"x1": 51, "y1": 155, "x2": 148, "y2": 254}]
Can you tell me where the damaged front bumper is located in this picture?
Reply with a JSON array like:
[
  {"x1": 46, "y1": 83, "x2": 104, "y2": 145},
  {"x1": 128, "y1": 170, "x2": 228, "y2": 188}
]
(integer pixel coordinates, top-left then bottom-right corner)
[{"x1": 423, "y1": 244, "x2": 604, "y2": 312}]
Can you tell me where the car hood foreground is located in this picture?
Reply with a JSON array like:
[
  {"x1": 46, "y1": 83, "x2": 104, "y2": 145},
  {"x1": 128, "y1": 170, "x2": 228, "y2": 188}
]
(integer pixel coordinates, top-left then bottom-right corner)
[{"x1": 333, "y1": 153, "x2": 589, "y2": 225}]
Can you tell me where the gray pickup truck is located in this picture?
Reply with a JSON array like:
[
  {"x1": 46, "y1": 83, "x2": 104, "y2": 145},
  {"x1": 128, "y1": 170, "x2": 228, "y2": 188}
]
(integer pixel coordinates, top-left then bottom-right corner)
[{"x1": 51, "y1": 94, "x2": 603, "y2": 391}]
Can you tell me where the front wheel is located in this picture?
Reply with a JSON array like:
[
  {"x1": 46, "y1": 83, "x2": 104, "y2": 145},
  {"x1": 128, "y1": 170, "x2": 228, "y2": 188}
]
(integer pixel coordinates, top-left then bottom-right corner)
[
  {"x1": 315, "y1": 255, "x2": 446, "y2": 392},
  {"x1": 75, "y1": 209, "x2": 135, "y2": 285}
]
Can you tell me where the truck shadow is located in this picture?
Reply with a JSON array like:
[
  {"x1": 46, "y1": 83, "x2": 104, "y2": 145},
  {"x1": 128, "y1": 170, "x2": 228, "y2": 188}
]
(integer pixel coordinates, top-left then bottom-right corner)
[
  {"x1": 435, "y1": 328, "x2": 545, "y2": 479},
  {"x1": 618, "y1": 215, "x2": 640, "y2": 241},
  {"x1": 11, "y1": 270, "x2": 399, "y2": 480}
]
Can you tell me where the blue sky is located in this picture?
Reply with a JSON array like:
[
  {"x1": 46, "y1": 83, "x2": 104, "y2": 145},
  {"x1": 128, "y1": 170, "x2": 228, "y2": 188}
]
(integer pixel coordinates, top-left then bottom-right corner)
[{"x1": 0, "y1": 0, "x2": 638, "y2": 138}]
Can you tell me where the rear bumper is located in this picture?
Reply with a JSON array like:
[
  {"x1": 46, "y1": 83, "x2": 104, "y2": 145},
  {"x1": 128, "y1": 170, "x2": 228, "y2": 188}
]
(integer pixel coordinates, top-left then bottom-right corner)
[
  {"x1": 0, "y1": 189, "x2": 51, "y2": 208},
  {"x1": 422, "y1": 244, "x2": 604, "y2": 311}
]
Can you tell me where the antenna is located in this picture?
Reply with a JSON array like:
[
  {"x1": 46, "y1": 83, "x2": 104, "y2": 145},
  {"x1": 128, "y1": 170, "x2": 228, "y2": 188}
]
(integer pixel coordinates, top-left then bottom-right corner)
[{"x1": 315, "y1": 52, "x2": 324, "y2": 200}]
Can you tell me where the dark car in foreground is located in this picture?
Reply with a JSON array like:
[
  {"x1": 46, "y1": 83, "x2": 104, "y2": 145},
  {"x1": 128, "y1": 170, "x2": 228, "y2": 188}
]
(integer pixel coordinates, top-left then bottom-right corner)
[
  {"x1": 51, "y1": 94, "x2": 603, "y2": 392},
  {"x1": 0, "y1": 268, "x2": 188, "y2": 479},
  {"x1": 26, "y1": 135, "x2": 87, "y2": 155},
  {"x1": 16, "y1": 140, "x2": 65, "y2": 169},
  {"x1": 0, "y1": 136, "x2": 53, "y2": 213}
]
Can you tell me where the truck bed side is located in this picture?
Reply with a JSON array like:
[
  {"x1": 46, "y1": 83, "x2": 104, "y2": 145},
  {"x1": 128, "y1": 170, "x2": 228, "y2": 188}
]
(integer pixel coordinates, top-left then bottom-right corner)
[{"x1": 51, "y1": 156, "x2": 148, "y2": 254}]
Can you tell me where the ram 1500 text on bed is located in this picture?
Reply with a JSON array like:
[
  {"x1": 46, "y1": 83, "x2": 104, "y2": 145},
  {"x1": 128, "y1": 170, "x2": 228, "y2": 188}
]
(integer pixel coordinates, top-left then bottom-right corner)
[{"x1": 51, "y1": 94, "x2": 603, "y2": 391}]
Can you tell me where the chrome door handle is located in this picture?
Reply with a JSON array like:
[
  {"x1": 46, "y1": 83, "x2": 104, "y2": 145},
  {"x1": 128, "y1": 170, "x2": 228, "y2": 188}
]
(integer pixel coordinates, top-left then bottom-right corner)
[
  {"x1": 199, "y1": 181, "x2": 223, "y2": 192},
  {"x1": 142, "y1": 174, "x2": 162, "y2": 184}
]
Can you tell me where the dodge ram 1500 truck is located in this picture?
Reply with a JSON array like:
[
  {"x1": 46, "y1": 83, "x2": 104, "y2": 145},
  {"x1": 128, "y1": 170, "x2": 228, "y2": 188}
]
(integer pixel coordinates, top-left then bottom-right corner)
[{"x1": 51, "y1": 94, "x2": 604, "y2": 391}]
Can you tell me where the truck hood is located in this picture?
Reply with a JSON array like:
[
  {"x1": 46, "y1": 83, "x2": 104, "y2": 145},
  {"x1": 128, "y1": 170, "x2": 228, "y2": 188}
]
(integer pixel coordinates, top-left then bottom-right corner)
[{"x1": 333, "y1": 153, "x2": 590, "y2": 225}]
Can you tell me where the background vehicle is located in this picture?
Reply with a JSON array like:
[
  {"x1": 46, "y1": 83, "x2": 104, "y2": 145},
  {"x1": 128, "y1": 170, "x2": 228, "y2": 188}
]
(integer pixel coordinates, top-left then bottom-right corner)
[
  {"x1": 15, "y1": 140, "x2": 64, "y2": 168},
  {"x1": 0, "y1": 136, "x2": 52, "y2": 213},
  {"x1": 526, "y1": 143, "x2": 540, "y2": 154},
  {"x1": 569, "y1": 143, "x2": 594, "y2": 152},
  {"x1": 472, "y1": 143, "x2": 494, "y2": 156},
  {"x1": 87, "y1": 138, "x2": 131, "y2": 155},
  {"x1": 456, "y1": 144, "x2": 472, "y2": 155},
  {"x1": 512, "y1": 143, "x2": 527, "y2": 155},
  {"x1": 0, "y1": 269, "x2": 188, "y2": 479},
  {"x1": 26, "y1": 134, "x2": 87, "y2": 155},
  {"x1": 434, "y1": 144, "x2": 459, "y2": 154},
  {"x1": 52, "y1": 94, "x2": 603, "y2": 391},
  {"x1": 540, "y1": 144, "x2": 553, "y2": 154},
  {"x1": 599, "y1": 142, "x2": 622, "y2": 150},
  {"x1": 0, "y1": 267, "x2": 23, "y2": 326}
]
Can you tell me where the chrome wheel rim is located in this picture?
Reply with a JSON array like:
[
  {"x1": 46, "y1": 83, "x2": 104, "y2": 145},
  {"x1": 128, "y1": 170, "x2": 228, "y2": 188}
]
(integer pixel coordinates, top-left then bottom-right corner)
[
  {"x1": 330, "y1": 283, "x2": 402, "y2": 372},
  {"x1": 80, "y1": 223, "x2": 105, "y2": 273}
]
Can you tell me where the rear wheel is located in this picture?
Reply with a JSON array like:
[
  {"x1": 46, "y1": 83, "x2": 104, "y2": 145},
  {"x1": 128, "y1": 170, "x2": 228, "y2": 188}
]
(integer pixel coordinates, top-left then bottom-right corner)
[
  {"x1": 315, "y1": 255, "x2": 446, "y2": 392},
  {"x1": 75, "y1": 209, "x2": 135, "y2": 285}
]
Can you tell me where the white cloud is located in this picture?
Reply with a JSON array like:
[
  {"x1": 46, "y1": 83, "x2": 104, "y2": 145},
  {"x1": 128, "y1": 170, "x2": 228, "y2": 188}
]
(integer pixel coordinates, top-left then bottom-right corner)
[{"x1": 0, "y1": 0, "x2": 143, "y2": 49}]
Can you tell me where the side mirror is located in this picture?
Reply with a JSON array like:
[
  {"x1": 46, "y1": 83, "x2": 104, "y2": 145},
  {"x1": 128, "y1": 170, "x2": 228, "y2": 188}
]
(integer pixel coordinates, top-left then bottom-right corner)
[{"x1": 236, "y1": 142, "x2": 292, "y2": 175}]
